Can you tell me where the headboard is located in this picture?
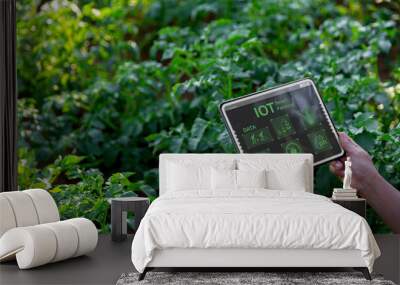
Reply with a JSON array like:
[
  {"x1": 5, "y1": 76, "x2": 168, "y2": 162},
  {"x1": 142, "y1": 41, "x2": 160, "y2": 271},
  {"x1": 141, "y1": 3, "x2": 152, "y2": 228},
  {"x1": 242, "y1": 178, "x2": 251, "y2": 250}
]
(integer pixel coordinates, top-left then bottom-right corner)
[{"x1": 159, "y1": 153, "x2": 314, "y2": 195}]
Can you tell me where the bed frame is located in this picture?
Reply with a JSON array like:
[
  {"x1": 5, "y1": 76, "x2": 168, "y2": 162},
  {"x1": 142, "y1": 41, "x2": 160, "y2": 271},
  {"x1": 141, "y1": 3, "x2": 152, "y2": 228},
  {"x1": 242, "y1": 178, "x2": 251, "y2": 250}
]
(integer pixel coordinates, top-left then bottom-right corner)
[
  {"x1": 139, "y1": 248, "x2": 371, "y2": 280},
  {"x1": 138, "y1": 154, "x2": 372, "y2": 281}
]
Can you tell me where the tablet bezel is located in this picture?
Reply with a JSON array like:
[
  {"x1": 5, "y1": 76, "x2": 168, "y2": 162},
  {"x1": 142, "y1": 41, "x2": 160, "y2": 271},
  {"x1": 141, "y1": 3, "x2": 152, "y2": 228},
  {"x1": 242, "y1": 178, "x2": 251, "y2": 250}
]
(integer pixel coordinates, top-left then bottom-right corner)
[{"x1": 219, "y1": 78, "x2": 344, "y2": 166}]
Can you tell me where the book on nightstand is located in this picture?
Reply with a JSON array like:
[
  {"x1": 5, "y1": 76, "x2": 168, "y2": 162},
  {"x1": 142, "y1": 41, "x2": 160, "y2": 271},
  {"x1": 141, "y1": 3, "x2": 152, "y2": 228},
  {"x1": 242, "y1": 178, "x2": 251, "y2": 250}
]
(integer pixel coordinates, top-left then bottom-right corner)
[{"x1": 332, "y1": 188, "x2": 358, "y2": 200}]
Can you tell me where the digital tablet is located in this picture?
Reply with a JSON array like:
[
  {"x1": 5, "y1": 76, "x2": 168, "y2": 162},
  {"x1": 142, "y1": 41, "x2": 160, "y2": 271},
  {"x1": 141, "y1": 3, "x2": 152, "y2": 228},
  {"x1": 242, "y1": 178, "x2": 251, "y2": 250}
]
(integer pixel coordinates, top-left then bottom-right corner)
[{"x1": 219, "y1": 79, "x2": 344, "y2": 166}]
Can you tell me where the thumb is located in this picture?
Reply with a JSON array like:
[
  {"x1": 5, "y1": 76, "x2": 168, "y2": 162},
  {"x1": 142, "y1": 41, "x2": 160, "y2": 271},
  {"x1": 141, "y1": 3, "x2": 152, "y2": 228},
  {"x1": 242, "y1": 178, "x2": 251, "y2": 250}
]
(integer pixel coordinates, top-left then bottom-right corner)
[{"x1": 338, "y1": 132, "x2": 359, "y2": 155}]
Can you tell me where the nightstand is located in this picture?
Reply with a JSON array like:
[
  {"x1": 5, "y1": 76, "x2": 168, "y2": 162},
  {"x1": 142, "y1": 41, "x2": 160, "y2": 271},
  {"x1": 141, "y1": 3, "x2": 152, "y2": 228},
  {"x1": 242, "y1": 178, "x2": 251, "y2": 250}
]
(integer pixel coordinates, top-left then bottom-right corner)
[
  {"x1": 108, "y1": 197, "x2": 150, "y2": 242},
  {"x1": 331, "y1": 198, "x2": 366, "y2": 218}
]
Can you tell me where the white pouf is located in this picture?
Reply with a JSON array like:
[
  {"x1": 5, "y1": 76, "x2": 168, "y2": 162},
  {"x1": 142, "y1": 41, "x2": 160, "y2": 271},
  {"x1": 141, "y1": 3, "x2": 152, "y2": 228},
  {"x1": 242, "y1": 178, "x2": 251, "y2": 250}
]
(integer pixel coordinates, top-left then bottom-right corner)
[{"x1": 0, "y1": 189, "x2": 98, "y2": 269}]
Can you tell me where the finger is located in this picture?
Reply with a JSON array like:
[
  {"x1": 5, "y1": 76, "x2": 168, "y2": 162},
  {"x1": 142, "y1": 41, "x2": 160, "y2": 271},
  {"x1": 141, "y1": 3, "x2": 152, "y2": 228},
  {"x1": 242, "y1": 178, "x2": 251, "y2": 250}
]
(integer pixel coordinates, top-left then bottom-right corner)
[
  {"x1": 330, "y1": 160, "x2": 343, "y2": 170},
  {"x1": 329, "y1": 161, "x2": 344, "y2": 178},
  {"x1": 338, "y1": 132, "x2": 359, "y2": 155},
  {"x1": 329, "y1": 164, "x2": 345, "y2": 178},
  {"x1": 340, "y1": 132, "x2": 359, "y2": 148}
]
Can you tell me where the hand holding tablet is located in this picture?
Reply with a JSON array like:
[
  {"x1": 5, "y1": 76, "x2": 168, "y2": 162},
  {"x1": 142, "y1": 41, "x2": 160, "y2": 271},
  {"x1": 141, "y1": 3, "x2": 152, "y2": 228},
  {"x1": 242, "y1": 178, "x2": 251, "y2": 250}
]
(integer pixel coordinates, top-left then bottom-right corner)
[{"x1": 220, "y1": 79, "x2": 344, "y2": 166}]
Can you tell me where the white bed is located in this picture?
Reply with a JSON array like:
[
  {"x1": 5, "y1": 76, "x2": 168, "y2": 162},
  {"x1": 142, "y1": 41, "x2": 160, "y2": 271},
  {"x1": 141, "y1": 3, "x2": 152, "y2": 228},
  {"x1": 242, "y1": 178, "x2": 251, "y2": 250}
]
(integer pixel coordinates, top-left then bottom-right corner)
[{"x1": 131, "y1": 154, "x2": 380, "y2": 280}]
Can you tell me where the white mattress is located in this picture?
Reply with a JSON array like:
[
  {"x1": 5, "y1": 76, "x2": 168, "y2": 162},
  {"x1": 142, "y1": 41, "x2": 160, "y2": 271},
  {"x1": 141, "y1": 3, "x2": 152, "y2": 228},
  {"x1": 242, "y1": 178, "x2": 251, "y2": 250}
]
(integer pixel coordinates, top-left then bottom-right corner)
[{"x1": 131, "y1": 190, "x2": 380, "y2": 273}]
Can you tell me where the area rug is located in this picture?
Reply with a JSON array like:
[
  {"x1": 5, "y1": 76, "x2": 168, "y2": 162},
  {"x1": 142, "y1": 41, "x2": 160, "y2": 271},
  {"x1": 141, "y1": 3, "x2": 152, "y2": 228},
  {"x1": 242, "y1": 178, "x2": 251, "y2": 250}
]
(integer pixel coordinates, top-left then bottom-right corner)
[{"x1": 116, "y1": 271, "x2": 395, "y2": 285}]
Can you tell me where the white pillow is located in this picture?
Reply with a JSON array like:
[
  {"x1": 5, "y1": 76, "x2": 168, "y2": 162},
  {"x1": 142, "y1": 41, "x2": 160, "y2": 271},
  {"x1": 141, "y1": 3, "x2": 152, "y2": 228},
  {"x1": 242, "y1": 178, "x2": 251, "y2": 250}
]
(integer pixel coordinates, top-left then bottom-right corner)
[
  {"x1": 211, "y1": 168, "x2": 267, "y2": 190},
  {"x1": 166, "y1": 159, "x2": 235, "y2": 191},
  {"x1": 211, "y1": 168, "x2": 236, "y2": 190},
  {"x1": 266, "y1": 167, "x2": 307, "y2": 191},
  {"x1": 167, "y1": 162, "x2": 210, "y2": 191},
  {"x1": 237, "y1": 169, "x2": 267, "y2": 188},
  {"x1": 237, "y1": 159, "x2": 308, "y2": 191}
]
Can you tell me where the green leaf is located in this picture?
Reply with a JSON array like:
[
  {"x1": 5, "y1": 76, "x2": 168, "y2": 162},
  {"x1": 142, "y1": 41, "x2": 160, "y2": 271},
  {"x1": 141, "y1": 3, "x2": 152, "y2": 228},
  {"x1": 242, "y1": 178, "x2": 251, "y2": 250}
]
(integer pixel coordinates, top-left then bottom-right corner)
[
  {"x1": 353, "y1": 112, "x2": 379, "y2": 133},
  {"x1": 188, "y1": 117, "x2": 209, "y2": 151},
  {"x1": 354, "y1": 132, "x2": 376, "y2": 152},
  {"x1": 378, "y1": 39, "x2": 391, "y2": 53}
]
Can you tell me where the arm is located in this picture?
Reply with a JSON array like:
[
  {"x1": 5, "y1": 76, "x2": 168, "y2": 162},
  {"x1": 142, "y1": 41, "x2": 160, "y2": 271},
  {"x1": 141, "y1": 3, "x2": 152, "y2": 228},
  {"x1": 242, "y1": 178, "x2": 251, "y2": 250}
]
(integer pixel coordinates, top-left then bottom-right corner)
[{"x1": 330, "y1": 132, "x2": 400, "y2": 233}]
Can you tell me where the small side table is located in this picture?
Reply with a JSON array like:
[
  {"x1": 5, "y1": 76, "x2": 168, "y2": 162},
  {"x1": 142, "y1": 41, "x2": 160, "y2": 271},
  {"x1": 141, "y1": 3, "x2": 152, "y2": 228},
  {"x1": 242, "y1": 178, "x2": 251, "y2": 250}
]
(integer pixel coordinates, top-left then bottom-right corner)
[
  {"x1": 109, "y1": 197, "x2": 150, "y2": 242},
  {"x1": 331, "y1": 198, "x2": 366, "y2": 218}
]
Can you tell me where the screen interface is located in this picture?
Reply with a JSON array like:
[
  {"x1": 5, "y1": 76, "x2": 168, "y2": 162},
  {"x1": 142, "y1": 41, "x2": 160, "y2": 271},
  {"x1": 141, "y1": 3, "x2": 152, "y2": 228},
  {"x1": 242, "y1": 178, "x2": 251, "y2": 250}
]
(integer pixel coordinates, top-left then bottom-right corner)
[{"x1": 222, "y1": 81, "x2": 343, "y2": 164}]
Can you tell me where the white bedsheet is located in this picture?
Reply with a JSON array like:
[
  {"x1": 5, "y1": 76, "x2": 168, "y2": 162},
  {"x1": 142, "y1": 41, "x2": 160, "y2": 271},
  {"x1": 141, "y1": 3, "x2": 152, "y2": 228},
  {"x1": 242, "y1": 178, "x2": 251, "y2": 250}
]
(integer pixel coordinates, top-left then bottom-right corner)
[{"x1": 131, "y1": 190, "x2": 380, "y2": 273}]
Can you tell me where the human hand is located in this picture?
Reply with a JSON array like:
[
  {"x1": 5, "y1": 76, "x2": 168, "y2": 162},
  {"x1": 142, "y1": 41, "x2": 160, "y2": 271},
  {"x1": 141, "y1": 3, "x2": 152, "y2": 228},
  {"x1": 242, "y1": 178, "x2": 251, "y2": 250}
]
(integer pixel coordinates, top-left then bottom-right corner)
[{"x1": 329, "y1": 132, "x2": 380, "y2": 194}]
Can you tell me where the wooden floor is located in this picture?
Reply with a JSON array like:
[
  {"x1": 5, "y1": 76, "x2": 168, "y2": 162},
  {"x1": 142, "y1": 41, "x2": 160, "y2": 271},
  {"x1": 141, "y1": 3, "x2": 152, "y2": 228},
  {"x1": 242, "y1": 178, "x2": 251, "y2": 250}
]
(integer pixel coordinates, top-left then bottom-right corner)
[
  {"x1": 374, "y1": 234, "x2": 400, "y2": 284},
  {"x1": 1, "y1": 234, "x2": 398, "y2": 285},
  {"x1": 0, "y1": 235, "x2": 134, "y2": 285}
]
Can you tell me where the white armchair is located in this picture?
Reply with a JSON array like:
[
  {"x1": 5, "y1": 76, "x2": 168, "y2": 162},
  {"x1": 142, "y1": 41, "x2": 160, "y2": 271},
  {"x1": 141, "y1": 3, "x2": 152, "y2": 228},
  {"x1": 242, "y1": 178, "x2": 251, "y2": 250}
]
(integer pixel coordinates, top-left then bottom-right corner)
[{"x1": 0, "y1": 189, "x2": 98, "y2": 269}]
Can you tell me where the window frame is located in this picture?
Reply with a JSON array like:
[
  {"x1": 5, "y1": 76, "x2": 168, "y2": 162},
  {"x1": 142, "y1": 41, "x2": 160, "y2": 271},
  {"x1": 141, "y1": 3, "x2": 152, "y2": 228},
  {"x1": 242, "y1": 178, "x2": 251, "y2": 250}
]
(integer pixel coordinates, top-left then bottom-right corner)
[{"x1": 0, "y1": 0, "x2": 17, "y2": 192}]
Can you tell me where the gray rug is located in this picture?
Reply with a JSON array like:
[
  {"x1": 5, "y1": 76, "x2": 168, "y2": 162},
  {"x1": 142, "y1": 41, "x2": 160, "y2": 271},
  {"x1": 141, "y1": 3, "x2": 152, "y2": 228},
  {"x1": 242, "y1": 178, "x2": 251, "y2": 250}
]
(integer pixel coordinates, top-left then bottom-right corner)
[{"x1": 116, "y1": 272, "x2": 395, "y2": 285}]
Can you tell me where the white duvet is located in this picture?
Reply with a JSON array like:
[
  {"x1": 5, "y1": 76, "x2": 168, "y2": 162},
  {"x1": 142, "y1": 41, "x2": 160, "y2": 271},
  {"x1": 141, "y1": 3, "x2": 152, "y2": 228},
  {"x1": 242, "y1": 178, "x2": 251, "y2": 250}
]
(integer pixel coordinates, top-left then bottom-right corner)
[{"x1": 131, "y1": 190, "x2": 380, "y2": 272}]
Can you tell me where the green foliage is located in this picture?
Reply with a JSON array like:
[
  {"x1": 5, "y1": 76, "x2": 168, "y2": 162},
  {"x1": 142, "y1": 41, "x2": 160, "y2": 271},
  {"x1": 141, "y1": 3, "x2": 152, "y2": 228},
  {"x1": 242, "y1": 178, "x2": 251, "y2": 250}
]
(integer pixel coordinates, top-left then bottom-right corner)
[
  {"x1": 17, "y1": 0, "x2": 139, "y2": 100},
  {"x1": 19, "y1": 153, "x2": 156, "y2": 232},
  {"x1": 17, "y1": 0, "x2": 400, "y2": 233}
]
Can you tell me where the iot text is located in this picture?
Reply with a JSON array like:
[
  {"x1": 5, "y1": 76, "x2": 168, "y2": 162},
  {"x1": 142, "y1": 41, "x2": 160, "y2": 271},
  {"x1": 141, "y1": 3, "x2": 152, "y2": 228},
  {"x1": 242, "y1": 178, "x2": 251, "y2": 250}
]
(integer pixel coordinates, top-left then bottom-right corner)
[{"x1": 253, "y1": 102, "x2": 275, "y2": 118}]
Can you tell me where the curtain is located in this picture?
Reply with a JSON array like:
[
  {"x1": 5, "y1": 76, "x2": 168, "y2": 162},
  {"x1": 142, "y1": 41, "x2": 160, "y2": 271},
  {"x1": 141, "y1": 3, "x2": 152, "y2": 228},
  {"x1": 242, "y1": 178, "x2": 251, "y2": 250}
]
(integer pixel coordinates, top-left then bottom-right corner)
[{"x1": 0, "y1": 0, "x2": 17, "y2": 192}]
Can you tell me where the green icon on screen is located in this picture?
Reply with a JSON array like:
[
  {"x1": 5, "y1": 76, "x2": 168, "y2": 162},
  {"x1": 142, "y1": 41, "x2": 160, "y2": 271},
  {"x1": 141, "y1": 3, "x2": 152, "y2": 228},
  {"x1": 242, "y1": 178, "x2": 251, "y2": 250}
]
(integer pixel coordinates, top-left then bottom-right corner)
[
  {"x1": 308, "y1": 130, "x2": 332, "y2": 153},
  {"x1": 302, "y1": 107, "x2": 318, "y2": 129},
  {"x1": 270, "y1": 114, "x2": 296, "y2": 139},
  {"x1": 242, "y1": 127, "x2": 273, "y2": 149},
  {"x1": 281, "y1": 140, "x2": 303, "y2": 153}
]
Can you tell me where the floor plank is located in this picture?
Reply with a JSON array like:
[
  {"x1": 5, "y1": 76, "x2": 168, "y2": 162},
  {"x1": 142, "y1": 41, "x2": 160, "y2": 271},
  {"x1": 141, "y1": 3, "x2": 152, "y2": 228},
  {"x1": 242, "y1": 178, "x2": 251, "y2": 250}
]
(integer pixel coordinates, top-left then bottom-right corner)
[
  {"x1": 374, "y1": 234, "x2": 400, "y2": 284},
  {"x1": 0, "y1": 235, "x2": 134, "y2": 285},
  {"x1": 1, "y1": 234, "x2": 398, "y2": 285}
]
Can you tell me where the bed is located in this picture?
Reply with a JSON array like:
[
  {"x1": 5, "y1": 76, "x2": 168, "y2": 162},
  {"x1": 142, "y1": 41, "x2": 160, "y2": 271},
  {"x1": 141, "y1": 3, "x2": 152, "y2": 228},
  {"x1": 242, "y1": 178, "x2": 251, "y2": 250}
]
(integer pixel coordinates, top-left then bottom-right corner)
[{"x1": 131, "y1": 154, "x2": 380, "y2": 280}]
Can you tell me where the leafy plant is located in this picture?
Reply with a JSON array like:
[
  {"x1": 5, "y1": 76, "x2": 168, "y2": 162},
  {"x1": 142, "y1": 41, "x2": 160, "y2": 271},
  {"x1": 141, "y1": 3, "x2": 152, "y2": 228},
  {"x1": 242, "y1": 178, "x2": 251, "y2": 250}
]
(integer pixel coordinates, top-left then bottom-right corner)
[
  {"x1": 19, "y1": 154, "x2": 156, "y2": 232},
  {"x1": 17, "y1": 0, "x2": 400, "y2": 233}
]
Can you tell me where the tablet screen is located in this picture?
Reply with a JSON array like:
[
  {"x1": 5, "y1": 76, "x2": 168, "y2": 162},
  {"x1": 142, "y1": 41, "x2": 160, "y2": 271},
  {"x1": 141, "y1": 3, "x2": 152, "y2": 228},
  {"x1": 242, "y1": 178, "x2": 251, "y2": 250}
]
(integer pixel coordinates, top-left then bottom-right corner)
[{"x1": 220, "y1": 79, "x2": 343, "y2": 165}]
